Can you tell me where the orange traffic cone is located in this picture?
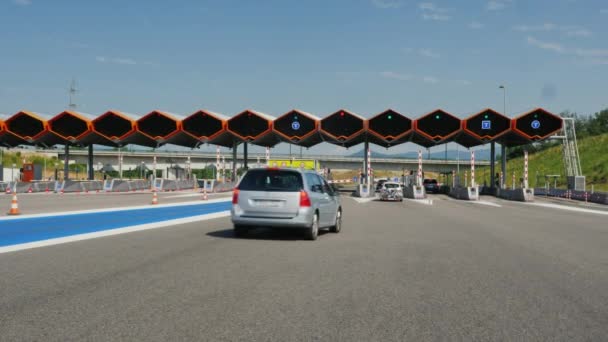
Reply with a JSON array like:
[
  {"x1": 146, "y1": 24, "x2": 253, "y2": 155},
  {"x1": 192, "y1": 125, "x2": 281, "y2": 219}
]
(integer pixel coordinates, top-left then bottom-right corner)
[
  {"x1": 202, "y1": 188, "x2": 208, "y2": 201},
  {"x1": 27, "y1": 187, "x2": 33, "y2": 193},
  {"x1": 151, "y1": 190, "x2": 158, "y2": 205},
  {"x1": 8, "y1": 192, "x2": 20, "y2": 215}
]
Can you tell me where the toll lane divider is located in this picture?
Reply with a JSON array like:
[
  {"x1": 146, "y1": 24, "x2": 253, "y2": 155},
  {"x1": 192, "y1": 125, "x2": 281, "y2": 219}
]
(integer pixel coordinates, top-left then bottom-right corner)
[{"x1": 0, "y1": 199, "x2": 231, "y2": 249}]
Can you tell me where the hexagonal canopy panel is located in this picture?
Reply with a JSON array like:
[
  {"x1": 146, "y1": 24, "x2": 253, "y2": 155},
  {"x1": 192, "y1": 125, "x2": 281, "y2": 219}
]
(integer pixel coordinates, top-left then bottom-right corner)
[
  {"x1": 227, "y1": 110, "x2": 273, "y2": 140},
  {"x1": 415, "y1": 109, "x2": 462, "y2": 142},
  {"x1": 5, "y1": 111, "x2": 62, "y2": 146},
  {"x1": 320, "y1": 109, "x2": 366, "y2": 146},
  {"x1": 0, "y1": 118, "x2": 25, "y2": 147},
  {"x1": 179, "y1": 110, "x2": 235, "y2": 148},
  {"x1": 513, "y1": 108, "x2": 562, "y2": 140},
  {"x1": 93, "y1": 111, "x2": 157, "y2": 147},
  {"x1": 273, "y1": 110, "x2": 321, "y2": 147},
  {"x1": 367, "y1": 109, "x2": 413, "y2": 147},
  {"x1": 137, "y1": 111, "x2": 179, "y2": 140},
  {"x1": 48, "y1": 111, "x2": 91, "y2": 141},
  {"x1": 464, "y1": 109, "x2": 511, "y2": 141}
]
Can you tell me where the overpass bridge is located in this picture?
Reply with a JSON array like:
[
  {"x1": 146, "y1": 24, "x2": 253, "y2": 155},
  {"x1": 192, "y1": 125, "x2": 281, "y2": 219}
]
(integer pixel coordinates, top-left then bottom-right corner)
[{"x1": 56, "y1": 149, "x2": 488, "y2": 178}]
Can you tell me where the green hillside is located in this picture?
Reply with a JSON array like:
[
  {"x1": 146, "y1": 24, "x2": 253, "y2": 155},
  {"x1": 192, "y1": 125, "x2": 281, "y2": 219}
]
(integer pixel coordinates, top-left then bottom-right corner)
[{"x1": 473, "y1": 134, "x2": 607, "y2": 192}]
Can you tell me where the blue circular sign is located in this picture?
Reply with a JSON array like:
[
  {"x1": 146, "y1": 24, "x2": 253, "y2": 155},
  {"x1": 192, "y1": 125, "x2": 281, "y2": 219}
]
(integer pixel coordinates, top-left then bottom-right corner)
[
  {"x1": 531, "y1": 120, "x2": 541, "y2": 129},
  {"x1": 291, "y1": 121, "x2": 300, "y2": 130}
]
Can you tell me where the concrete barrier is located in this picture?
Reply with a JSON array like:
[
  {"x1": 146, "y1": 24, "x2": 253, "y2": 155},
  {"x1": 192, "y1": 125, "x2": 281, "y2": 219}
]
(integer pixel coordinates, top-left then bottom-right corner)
[
  {"x1": 534, "y1": 188, "x2": 608, "y2": 205},
  {"x1": 213, "y1": 181, "x2": 237, "y2": 193},
  {"x1": 403, "y1": 185, "x2": 426, "y2": 199},
  {"x1": 32, "y1": 181, "x2": 56, "y2": 192},
  {"x1": 354, "y1": 184, "x2": 374, "y2": 198},
  {"x1": 0, "y1": 182, "x2": 8, "y2": 192},
  {"x1": 449, "y1": 186, "x2": 479, "y2": 200},
  {"x1": 497, "y1": 188, "x2": 534, "y2": 202}
]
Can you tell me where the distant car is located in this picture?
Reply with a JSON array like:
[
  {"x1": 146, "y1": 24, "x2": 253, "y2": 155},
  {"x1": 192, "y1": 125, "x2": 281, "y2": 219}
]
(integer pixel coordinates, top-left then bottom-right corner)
[
  {"x1": 423, "y1": 178, "x2": 439, "y2": 193},
  {"x1": 375, "y1": 179, "x2": 388, "y2": 192},
  {"x1": 231, "y1": 168, "x2": 342, "y2": 240},
  {"x1": 379, "y1": 182, "x2": 403, "y2": 202}
]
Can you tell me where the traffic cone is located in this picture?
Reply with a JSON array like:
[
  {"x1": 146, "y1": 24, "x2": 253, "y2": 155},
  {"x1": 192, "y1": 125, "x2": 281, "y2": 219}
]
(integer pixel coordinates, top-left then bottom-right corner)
[
  {"x1": 151, "y1": 190, "x2": 158, "y2": 205},
  {"x1": 5, "y1": 188, "x2": 11, "y2": 194},
  {"x1": 27, "y1": 187, "x2": 33, "y2": 194},
  {"x1": 7, "y1": 192, "x2": 20, "y2": 215},
  {"x1": 45, "y1": 187, "x2": 50, "y2": 194},
  {"x1": 202, "y1": 188, "x2": 208, "y2": 201}
]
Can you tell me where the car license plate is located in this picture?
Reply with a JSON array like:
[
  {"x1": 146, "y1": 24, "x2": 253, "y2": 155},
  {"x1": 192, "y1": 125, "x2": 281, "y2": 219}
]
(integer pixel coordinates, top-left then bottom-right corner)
[{"x1": 256, "y1": 200, "x2": 281, "y2": 207}]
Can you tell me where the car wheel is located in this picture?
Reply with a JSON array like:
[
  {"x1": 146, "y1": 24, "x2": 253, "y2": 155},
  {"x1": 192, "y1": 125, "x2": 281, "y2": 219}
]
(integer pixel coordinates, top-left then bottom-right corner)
[
  {"x1": 330, "y1": 209, "x2": 341, "y2": 233},
  {"x1": 306, "y1": 213, "x2": 319, "y2": 240},
  {"x1": 234, "y1": 225, "x2": 248, "y2": 237}
]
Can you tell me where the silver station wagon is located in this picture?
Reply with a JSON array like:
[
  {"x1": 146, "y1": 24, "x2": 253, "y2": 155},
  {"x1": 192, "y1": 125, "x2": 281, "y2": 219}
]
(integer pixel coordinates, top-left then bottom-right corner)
[{"x1": 231, "y1": 168, "x2": 342, "y2": 240}]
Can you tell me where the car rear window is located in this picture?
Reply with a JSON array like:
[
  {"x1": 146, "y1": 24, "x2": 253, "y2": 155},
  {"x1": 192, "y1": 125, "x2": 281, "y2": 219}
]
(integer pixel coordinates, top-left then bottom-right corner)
[
  {"x1": 423, "y1": 179, "x2": 438, "y2": 184},
  {"x1": 384, "y1": 183, "x2": 399, "y2": 189},
  {"x1": 238, "y1": 169, "x2": 304, "y2": 192}
]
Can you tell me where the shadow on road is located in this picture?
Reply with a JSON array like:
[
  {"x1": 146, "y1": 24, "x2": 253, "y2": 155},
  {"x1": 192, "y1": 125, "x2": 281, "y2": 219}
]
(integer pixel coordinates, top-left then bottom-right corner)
[{"x1": 207, "y1": 228, "x2": 330, "y2": 241}]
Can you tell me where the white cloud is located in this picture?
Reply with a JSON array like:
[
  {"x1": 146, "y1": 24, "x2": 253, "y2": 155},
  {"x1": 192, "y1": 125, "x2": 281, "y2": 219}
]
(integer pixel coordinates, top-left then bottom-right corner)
[
  {"x1": 562, "y1": 26, "x2": 592, "y2": 37},
  {"x1": 469, "y1": 21, "x2": 484, "y2": 29},
  {"x1": 418, "y1": 2, "x2": 451, "y2": 21},
  {"x1": 423, "y1": 76, "x2": 439, "y2": 84},
  {"x1": 96, "y1": 56, "x2": 138, "y2": 65},
  {"x1": 380, "y1": 71, "x2": 412, "y2": 81},
  {"x1": 486, "y1": 0, "x2": 512, "y2": 11},
  {"x1": 574, "y1": 48, "x2": 608, "y2": 58},
  {"x1": 418, "y1": 48, "x2": 440, "y2": 58},
  {"x1": 13, "y1": 0, "x2": 31, "y2": 5},
  {"x1": 513, "y1": 23, "x2": 557, "y2": 32},
  {"x1": 514, "y1": 23, "x2": 592, "y2": 37},
  {"x1": 526, "y1": 36, "x2": 565, "y2": 53},
  {"x1": 371, "y1": 0, "x2": 404, "y2": 9}
]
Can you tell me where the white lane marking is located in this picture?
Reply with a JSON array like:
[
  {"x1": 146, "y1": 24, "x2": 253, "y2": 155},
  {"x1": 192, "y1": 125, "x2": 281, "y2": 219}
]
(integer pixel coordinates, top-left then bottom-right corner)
[
  {"x1": 404, "y1": 199, "x2": 433, "y2": 205},
  {"x1": 525, "y1": 202, "x2": 608, "y2": 216},
  {"x1": 164, "y1": 193, "x2": 230, "y2": 199},
  {"x1": 351, "y1": 196, "x2": 377, "y2": 204},
  {"x1": 472, "y1": 200, "x2": 502, "y2": 207},
  {"x1": 0, "y1": 198, "x2": 231, "y2": 221},
  {"x1": 0, "y1": 211, "x2": 231, "y2": 254}
]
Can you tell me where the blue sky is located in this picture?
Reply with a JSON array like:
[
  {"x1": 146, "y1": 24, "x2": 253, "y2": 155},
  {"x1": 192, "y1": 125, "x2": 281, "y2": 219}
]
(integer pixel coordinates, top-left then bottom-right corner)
[{"x1": 1, "y1": 0, "x2": 607, "y2": 154}]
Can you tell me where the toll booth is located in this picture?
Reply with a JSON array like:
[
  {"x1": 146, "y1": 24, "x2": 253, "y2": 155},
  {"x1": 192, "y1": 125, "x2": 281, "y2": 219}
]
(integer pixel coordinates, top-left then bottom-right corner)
[{"x1": 21, "y1": 163, "x2": 42, "y2": 182}]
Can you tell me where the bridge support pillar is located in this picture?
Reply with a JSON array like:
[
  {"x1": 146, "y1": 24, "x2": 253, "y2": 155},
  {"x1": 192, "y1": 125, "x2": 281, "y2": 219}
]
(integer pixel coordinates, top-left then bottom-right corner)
[{"x1": 363, "y1": 138, "x2": 369, "y2": 185}]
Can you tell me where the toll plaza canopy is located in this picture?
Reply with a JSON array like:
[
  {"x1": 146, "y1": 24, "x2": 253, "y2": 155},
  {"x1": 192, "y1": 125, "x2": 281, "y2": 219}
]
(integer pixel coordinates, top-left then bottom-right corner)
[{"x1": 0, "y1": 108, "x2": 563, "y2": 149}]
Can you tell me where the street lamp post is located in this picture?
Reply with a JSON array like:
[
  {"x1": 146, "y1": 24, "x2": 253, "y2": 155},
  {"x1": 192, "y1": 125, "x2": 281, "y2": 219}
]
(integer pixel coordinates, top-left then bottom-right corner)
[
  {"x1": 141, "y1": 161, "x2": 144, "y2": 179},
  {"x1": 499, "y1": 85, "x2": 507, "y2": 188}
]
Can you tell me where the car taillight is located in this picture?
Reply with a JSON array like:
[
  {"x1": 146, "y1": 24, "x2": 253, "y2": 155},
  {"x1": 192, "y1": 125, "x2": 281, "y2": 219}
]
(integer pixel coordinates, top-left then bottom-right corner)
[
  {"x1": 299, "y1": 190, "x2": 311, "y2": 207},
  {"x1": 232, "y1": 188, "x2": 240, "y2": 204}
]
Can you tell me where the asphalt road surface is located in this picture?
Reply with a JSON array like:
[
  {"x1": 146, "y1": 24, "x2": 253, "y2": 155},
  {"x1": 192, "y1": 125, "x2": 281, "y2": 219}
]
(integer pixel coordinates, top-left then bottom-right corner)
[{"x1": 1, "y1": 195, "x2": 607, "y2": 341}]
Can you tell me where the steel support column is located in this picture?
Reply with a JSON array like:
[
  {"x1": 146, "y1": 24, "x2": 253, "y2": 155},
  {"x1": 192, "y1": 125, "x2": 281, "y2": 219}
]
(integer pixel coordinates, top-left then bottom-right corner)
[
  {"x1": 232, "y1": 141, "x2": 238, "y2": 182},
  {"x1": 363, "y1": 138, "x2": 369, "y2": 185},
  {"x1": 88, "y1": 145, "x2": 94, "y2": 180},
  {"x1": 64, "y1": 144, "x2": 70, "y2": 181},
  {"x1": 243, "y1": 142, "x2": 248, "y2": 170},
  {"x1": 501, "y1": 144, "x2": 507, "y2": 188},
  {"x1": 490, "y1": 142, "x2": 496, "y2": 189}
]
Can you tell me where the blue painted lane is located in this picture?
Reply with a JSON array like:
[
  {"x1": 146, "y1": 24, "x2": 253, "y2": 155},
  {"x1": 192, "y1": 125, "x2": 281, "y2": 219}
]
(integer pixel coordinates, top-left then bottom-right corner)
[{"x1": 0, "y1": 201, "x2": 231, "y2": 247}]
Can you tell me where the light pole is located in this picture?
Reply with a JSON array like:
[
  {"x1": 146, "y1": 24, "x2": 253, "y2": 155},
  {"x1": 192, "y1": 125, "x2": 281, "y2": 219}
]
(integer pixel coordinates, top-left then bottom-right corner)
[
  {"x1": 499, "y1": 85, "x2": 507, "y2": 188},
  {"x1": 12, "y1": 163, "x2": 16, "y2": 181},
  {"x1": 141, "y1": 161, "x2": 144, "y2": 179}
]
